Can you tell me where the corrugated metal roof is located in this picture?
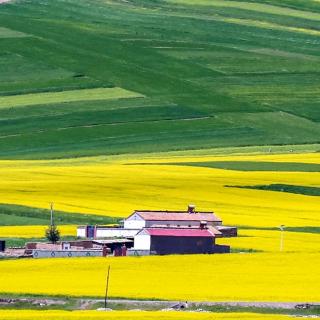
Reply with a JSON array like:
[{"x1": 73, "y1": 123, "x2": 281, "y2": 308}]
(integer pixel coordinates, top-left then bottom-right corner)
[
  {"x1": 208, "y1": 226, "x2": 223, "y2": 237},
  {"x1": 143, "y1": 228, "x2": 215, "y2": 237},
  {"x1": 216, "y1": 226, "x2": 237, "y2": 230},
  {"x1": 134, "y1": 211, "x2": 221, "y2": 222}
]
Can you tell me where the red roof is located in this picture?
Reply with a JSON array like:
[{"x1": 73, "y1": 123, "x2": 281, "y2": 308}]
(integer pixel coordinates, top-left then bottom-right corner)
[
  {"x1": 134, "y1": 211, "x2": 221, "y2": 222},
  {"x1": 142, "y1": 228, "x2": 215, "y2": 237}
]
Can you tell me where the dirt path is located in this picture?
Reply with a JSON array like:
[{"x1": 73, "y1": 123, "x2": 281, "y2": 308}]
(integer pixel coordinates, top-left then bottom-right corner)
[
  {"x1": 94, "y1": 299, "x2": 318, "y2": 310},
  {"x1": 1, "y1": 297, "x2": 319, "y2": 312}
]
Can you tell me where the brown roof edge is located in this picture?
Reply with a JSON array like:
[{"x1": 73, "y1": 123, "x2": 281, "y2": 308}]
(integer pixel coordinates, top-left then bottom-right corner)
[
  {"x1": 136, "y1": 212, "x2": 222, "y2": 222},
  {"x1": 134, "y1": 210, "x2": 214, "y2": 214}
]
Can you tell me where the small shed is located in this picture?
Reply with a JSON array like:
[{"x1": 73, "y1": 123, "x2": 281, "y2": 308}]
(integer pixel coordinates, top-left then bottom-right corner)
[{"x1": 134, "y1": 228, "x2": 215, "y2": 255}]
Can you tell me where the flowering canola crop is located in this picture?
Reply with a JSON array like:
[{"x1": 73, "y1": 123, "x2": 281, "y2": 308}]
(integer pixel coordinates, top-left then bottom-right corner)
[
  {"x1": 0, "y1": 225, "x2": 76, "y2": 238},
  {"x1": 0, "y1": 310, "x2": 292, "y2": 320},
  {"x1": 0, "y1": 151, "x2": 319, "y2": 303},
  {"x1": 0, "y1": 253, "x2": 318, "y2": 302},
  {"x1": 217, "y1": 229, "x2": 320, "y2": 253},
  {"x1": 0, "y1": 152, "x2": 319, "y2": 228}
]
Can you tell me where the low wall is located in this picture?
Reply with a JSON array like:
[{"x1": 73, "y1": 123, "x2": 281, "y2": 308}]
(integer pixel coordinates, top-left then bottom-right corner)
[
  {"x1": 96, "y1": 228, "x2": 140, "y2": 238},
  {"x1": 127, "y1": 249, "x2": 151, "y2": 256},
  {"x1": 32, "y1": 250, "x2": 102, "y2": 258}
]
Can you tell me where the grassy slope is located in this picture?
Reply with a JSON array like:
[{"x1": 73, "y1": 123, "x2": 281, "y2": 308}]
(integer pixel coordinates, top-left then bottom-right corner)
[
  {"x1": 139, "y1": 161, "x2": 320, "y2": 171},
  {"x1": 0, "y1": 0, "x2": 319, "y2": 159},
  {"x1": 230, "y1": 184, "x2": 320, "y2": 196},
  {"x1": 0, "y1": 204, "x2": 118, "y2": 226},
  {"x1": 0, "y1": 87, "x2": 143, "y2": 109}
]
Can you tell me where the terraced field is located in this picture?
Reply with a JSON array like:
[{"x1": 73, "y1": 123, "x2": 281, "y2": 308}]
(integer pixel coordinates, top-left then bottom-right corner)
[
  {"x1": 0, "y1": 87, "x2": 143, "y2": 109},
  {"x1": 0, "y1": 0, "x2": 319, "y2": 159}
]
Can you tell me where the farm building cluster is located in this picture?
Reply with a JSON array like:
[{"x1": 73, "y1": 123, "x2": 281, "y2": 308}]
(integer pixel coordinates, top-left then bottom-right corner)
[
  {"x1": 0, "y1": 205, "x2": 237, "y2": 258},
  {"x1": 78, "y1": 204, "x2": 237, "y2": 256}
]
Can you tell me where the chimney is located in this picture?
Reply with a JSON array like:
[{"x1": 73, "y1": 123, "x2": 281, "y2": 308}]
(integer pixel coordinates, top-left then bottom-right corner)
[
  {"x1": 200, "y1": 221, "x2": 207, "y2": 229},
  {"x1": 188, "y1": 204, "x2": 196, "y2": 214}
]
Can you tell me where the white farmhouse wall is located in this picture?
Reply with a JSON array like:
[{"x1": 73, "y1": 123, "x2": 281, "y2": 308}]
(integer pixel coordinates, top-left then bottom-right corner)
[
  {"x1": 146, "y1": 220, "x2": 199, "y2": 228},
  {"x1": 146, "y1": 220, "x2": 221, "y2": 228},
  {"x1": 96, "y1": 228, "x2": 140, "y2": 238},
  {"x1": 124, "y1": 213, "x2": 146, "y2": 229},
  {"x1": 134, "y1": 234, "x2": 151, "y2": 250},
  {"x1": 77, "y1": 227, "x2": 86, "y2": 238}
]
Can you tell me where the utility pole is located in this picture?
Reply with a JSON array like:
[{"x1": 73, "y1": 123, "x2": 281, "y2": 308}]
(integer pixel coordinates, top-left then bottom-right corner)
[
  {"x1": 104, "y1": 265, "x2": 111, "y2": 309},
  {"x1": 279, "y1": 225, "x2": 285, "y2": 252},
  {"x1": 50, "y1": 202, "x2": 54, "y2": 227}
]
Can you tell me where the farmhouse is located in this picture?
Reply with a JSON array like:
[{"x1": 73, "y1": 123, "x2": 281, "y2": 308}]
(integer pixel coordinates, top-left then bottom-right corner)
[
  {"x1": 77, "y1": 205, "x2": 237, "y2": 255},
  {"x1": 77, "y1": 205, "x2": 225, "y2": 238},
  {"x1": 124, "y1": 206, "x2": 222, "y2": 229}
]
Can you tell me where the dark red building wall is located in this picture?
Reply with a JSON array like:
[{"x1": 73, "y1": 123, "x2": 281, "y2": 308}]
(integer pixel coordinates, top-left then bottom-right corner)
[{"x1": 150, "y1": 236, "x2": 215, "y2": 255}]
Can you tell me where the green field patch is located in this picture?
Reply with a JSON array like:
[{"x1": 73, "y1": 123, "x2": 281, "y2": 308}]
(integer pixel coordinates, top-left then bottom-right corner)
[
  {"x1": 0, "y1": 104, "x2": 207, "y2": 136},
  {"x1": 240, "y1": 225, "x2": 320, "y2": 234},
  {"x1": 166, "y1": 1, "x2": 320, "y2": 36},
  {"x1": 162, "y1": 47, "x2": 320, "y2": 75},
  {"x1": 0, "y1": 110, "x2": 319, "y2": 160},
  {"x1": 0, "y1": 119, "x2": 260, "y2": 160},
  {"x1": 0, "y1": 27, "x2": 29, "y2": 38},
  {"x1": 0, "y1": 97, "x2": 159, "y2": 120},
  {"x1": 0, "y1": 87, "x2": 144, "y2": 109},
  {"x1": 0, "y1": 53, "x2": 75, "y2": 84},
  {"x1": 0, "y1": 0, "x2": 320, "y2": 158},
  {"x1": 283, "y1": 226, "x2": 320, "y2": 234},
  {"x1": 270, "y1": 103, "x2": 320, "y2": 123},
  {"x1": 227, "y1": 184, "x2": 320, "y2": 197},
  {"x1": 0, "y1": 50, "x2": 109, "y2": 96},
  {"x1": 245, "y1": 0, "x2": 320, "y2": 13},
  {"x1": 149, "y1": 161, "x2": 320, "y2": 172},
  {"x1": 166, "y1": 0, "x2": 320, "y2": 22},
  {"x1": 0, "y1": 203, "x2": 119, "y2": 226}
]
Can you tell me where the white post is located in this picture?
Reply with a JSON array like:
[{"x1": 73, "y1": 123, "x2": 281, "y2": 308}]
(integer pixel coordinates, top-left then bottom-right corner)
[
  {"x1": 279, "y1": 225, "x2": 285, "y2": 252},
  {"x1": 50, "y1": 202, "x2": 54, "y2": 227}
]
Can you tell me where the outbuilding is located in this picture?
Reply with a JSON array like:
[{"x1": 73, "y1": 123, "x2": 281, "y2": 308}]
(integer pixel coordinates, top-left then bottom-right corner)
[{"x1": 132, "y1": 228, "x2": 217, "y2": 255}]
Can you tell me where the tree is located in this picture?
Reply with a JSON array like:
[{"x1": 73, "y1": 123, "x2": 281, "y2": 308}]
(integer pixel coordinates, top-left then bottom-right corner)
[{"x1": 45, "y1": 225, "x2": 60, "y2": 244}]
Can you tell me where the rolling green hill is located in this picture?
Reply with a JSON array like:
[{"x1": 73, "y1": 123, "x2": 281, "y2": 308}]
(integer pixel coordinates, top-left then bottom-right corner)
[{"x1": 0, "y1": 0, "x2": 319, "y2": 159}]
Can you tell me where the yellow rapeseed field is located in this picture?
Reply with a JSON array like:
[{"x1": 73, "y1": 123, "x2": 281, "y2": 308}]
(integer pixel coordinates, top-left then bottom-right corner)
[
  {"x1": 0, "y1": 151, "x2": 319, "y2": 303},
  {"x1": 0, "y1": 225, "x2": 76, "y2": 238},
  {"x1": 0, "y1": 253, "x2": 319, "y2": 301},
  {"x1": 0, "y1": 152, "x2": 319, "y2": 228},
  {"x1": 217, "y1": 229, "x2": 320, "y2": 253},
  {"x1": 0, "y1": 310, "x2": 292, "y2": 320}
]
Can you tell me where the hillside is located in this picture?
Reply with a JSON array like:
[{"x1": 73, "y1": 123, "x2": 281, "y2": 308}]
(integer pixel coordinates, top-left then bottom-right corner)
[{"x1": 0, "y1": 0, "x2": 319, "y2": 159}]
